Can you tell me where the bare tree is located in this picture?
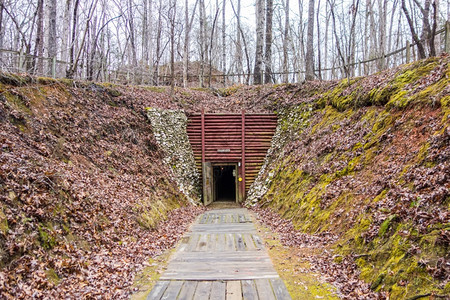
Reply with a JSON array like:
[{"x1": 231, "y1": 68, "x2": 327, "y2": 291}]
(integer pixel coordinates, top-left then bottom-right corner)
[
  {"x1": 199, "y1": 0, "x2": 206, "y2": 87},
  {"x1": 67, "y1": 0, "x2": 80, "y2": 78},
  {"x1": 254, "y1": 0, "x2": 264, "y2": 84},
  {"x1": 142, "y1": 0, "x2": 150, "y2": 65},
  {"x1": 264, "y1": 0, "x2": 273, "y2": 84},
  {"x1": 169, "y1": 0, "x2": 176, "y2": 95},
  {"x1": 221, "y1": 0, "x2": 226, "y2": 85},
  {"x1": 47, "y1": 0, "x2": 57, "y2": 74},
  {"x1": 305, "y1": 0, "x2": 314, "y2": 80},
  {"x1": 0, "y1": 0, "x2": 4, "y2": 55},
  {"x1": 33, "y1": 0, "x2": 44, "y2": 74},
  {"x1": 231, "y1": 0, "x2": 243, "y2": 83},
  {"x1": 282, "y1": 0, "x2": 289, "y2": 83},
  {"x1": 61, "y1": 0, "x2": 72, "y2": 64},
  {"x1": 183, "y1": 0, "x2": 198, "y2": 87},
  {"x1": 127, "y1": 0, "x2": 137, "y2": 67},
  {"x1": 208, "y1": 5, "x2": 220, "y2": 87},
  {"x1": 401, "y1": 0, "x2": 427, "y2": 59}
]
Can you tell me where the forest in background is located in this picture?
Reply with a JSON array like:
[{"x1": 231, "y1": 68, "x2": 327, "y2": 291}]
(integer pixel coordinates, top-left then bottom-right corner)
[{"x1": 0, "y1": 0, "x2": 449, "y2": 86}]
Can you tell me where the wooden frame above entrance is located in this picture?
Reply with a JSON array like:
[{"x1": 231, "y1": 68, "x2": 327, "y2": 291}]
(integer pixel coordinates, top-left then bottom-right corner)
[{"x1": 186, "y1": 110, "x2": 277, "y2": 204}]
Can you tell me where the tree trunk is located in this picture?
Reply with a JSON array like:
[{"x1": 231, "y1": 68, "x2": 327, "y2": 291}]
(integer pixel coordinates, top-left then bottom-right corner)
[
  {"x1": 183, "y1": 0, "x2": 198, "y2": 87},
  {"x1": 401, "y1": 0, "x2": 426, "y2": 59},
  {"x1": 183, "y1": 0, "x2": 189, "y2": 87},
  {"x1": 234, "y1": 0, "x2": 243, "y2": 83},
  {"x1": 170, "y1": 0, "x2": 176, "y2": 95},
  {"x1": 253, "y1": 0, "x2": 264, "y2": 85},
  {"x1": 324, "y1": 1, "x2": 329, "y2": 79},
  {"x1": 154, "y1": 0, "x2": 162, "y2": 85},
  {"x1": 66, "y1": 0, "x2": 97, "y2": 79},
  {"x1": 305, "y1": 0, "x2": 315, "y2": 81},
  {"x1": 348, "y1": 0, "x2": 360, "y2": 77},
  {"x1": 127, "y1": 0, "x2": 137, "y2": 68},
  {"x1": 222, "y1": 0, "x2": 226, "y2": 86},
  {"x1": 61, "y1": 0, "x2": 72, "y2": 64},
  {"x1": 316, "y1": 0, "x2": 322, "y2": 80},
  {"x1": 208, "y1": 7, "x2": 220, "y2": 87},
  {"x1": 264, "y1": 0, "x2": 273, "y2": 84},
  {"x1": 377, "y1": 0, "x2": 387, "y2": 70},
  {"x1": 33, "y1": 0, "x2": 44, "y2": 75},
  {"x1": 47, "y1": 0, "x2": 57, "y2": 74},
  {"x1": 147, "y1": 0, "x2": 154, "y2": 84},
  {"x1": 199, "y1": 0, "x2": 206, "y2": 87},
  {"x1": 67, "y1": 0, "x2": 80, "y2": 78},
  {"x1": 282, "y1": 0, "x2": 289, "y2": 83},
  {"x1": 297, "y1": 0, "x2": 305, "y2": 81},
  {"x1": 0, "y1": 0, "x2": 4, "y2": 53},
  {"x1": 386, "y1": 0, "x2": 398, "y2": 68},
  {"x1": 142, "y1": 0, "x2": 149, "y2": 63}
]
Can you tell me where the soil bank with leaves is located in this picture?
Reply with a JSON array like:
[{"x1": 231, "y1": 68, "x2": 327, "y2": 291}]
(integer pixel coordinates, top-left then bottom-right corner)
[{"x1": 244, "y1": 55, "x2": 449, "y2": 299}]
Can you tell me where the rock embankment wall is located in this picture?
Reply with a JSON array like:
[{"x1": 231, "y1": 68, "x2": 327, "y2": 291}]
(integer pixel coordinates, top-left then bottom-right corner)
[{"x1": 146, "y1": 108, "x2": 201, "y2": 203}]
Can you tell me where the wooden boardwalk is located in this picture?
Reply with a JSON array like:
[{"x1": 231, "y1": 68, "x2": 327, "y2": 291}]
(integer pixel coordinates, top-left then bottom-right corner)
[{"x1": 146, "y1": 208, "x2": 291, "y2": 300}]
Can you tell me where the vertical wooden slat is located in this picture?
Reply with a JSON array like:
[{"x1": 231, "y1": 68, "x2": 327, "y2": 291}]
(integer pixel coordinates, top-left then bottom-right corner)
[
  {"x1": 241, "y1": 110, "x2": 246, "y2": 198},
  {"x1": 201, "y1": 109, "x2": 205, "y2": 163}
]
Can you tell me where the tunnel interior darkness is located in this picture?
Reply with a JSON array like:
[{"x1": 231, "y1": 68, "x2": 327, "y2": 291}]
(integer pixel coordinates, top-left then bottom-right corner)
[{"x1": 213, "y1": 165, "x2": 236, "y2": 202}]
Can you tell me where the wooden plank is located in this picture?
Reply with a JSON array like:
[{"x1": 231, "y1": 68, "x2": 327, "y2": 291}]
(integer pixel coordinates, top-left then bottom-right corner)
[
  {"x1": 196, "y1": 234, "x2": 208, "y2": 252},
  {"x1": 178, "y1": 281, "x2": 198, "y2": 300},
  {"x1": 175, "y1": 250, "x2": 269, "y2": 258},
  {"x1": 178, "y1": 236, "x2": 190, "y2": 252},
  {"x1": 235, "y1": 234, "x2": 245, "y2": 251},
  {"x1": 146, "y1": 281, "x2": 169, "y2": 300},
  {"x1": 216, "y1": 234, "x2": 226, "y2": 252},
  {"x1": 193, "y1": 281, "x2": 212, "y2": 299},
  {"x1": 161, "y1": 280, "x2": 184, "y2": 300},
  {"x1": 243, "y1": 234, "x2": 256, "y2": 250},
  {"x1": 226, "y1": 281, "x2": 242, "y2": 300},
  {"x1": 270, "y1": 278, "x2": 291, "y2": 300},
  {"x1": 164, "y1": 261, "x2": 276, "y2": 270},
  {"x1": 241, "y1": 280, "x2": 258, "y2": 300},
  {"x1": 252, "y1": 235, "x2": 264, "y2": 250},
  {"x1": 208, "y1": 234, "x2": 217, "y2": 252},
  {"x1": 191, "y1": 224, "x2": 255, "y2": 233},
  {"x1": 214, "y1": 214, "x2": 220, "y2": 224},
  {"x1": 225, "y1": 233, "x2": 235, "y2": 251},
  {"x1": 160, "y1": 271, "x2": 279, "y2": 281},
  {"x1": 169, "y1": 252, "x2": 273, "y2": 262},
  {"x1": 200, "y1": 214, "x2": 208, "y2": 224},
  {"x1": 254, "y1": 279, "x2": 276, "y2": 300},
  {"x1": 187, "y1": 234, "x2": 200, "y2": 252},
  {"x1": 210, "y1": 281, "x2": 226, "y2": 300}
]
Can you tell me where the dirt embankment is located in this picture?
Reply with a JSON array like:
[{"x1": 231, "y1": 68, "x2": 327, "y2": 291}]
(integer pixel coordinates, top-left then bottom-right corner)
[{"x1": 0, "y1": 77, "x2": 205, "y2": 298}]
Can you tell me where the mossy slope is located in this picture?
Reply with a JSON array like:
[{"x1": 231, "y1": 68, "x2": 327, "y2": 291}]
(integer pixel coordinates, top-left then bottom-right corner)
[{"x1": 253, "y1": 56, "x2": 449, "y2": 298}]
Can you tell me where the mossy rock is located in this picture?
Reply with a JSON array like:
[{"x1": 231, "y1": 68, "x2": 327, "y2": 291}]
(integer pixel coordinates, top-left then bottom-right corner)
[{"x1": 0, "y1": 72, "x2": 34, "y2": 86}]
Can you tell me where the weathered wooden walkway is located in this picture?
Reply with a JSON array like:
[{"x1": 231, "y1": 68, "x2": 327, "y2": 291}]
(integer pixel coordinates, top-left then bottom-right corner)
[{"x1": 146, "y1": 208, "x2": 291, "y2": 299}]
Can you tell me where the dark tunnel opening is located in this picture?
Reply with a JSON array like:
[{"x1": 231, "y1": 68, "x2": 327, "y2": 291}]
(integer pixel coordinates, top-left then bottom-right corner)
[{"x1": 213, "y1": 165, "x2": 236, "y2": 202}]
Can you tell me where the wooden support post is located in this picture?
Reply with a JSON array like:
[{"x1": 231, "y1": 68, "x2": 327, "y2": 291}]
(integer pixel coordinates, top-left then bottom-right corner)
[
  {"x1": 201, "y1": 108, "x2": 205, "y2": 164},
  {"x1": 52, "y1": 57, "x2": 56, "y2": 78},
  {"x1": 241, "y1": 110, "x2": 246, "y2": 200},
  {"x1": 18, "y1": 51, "x2": 24, "y2": 72},
  {"x1": 406, "y1": 41, "x2": 411, "y2": 63},
  {"x1": 445, "y1": 21, "x2": 450, "y2": 53}
]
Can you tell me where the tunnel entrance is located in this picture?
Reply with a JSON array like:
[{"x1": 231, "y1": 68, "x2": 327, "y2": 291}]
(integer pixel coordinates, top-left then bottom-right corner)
[
  {"x1": 213, "y1": 165, "x2": 237, "y2": 202},
  {"x1": 187, "y1": 112, "x2": 278, "y2": 205}
]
